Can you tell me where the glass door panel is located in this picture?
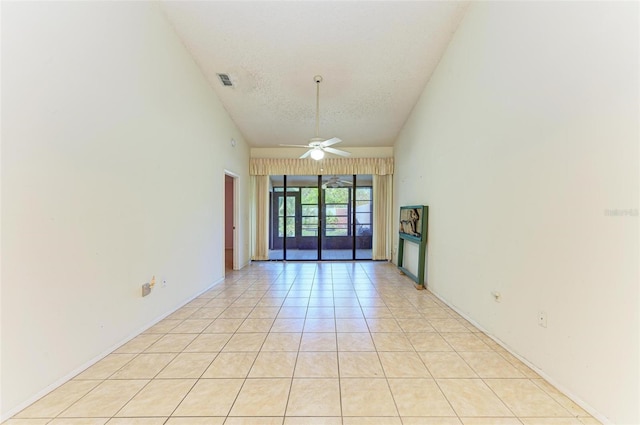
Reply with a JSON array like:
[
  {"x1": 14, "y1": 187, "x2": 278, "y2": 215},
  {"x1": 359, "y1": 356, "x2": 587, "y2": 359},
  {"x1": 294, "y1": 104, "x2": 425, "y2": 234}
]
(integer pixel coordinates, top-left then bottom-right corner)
[
  {"x1": 355, "y1": 185, "x2": 373, "y2": 259},
  {"x1": 271, "y1": 194, "x2": 297, "y2": 245},
  {"x1": 288, "y1": 183, "x2": 318, "y2": 260},
  {"x1": 321, "y1": 175, "x2": 353, "y2": 260},
  {"x1": 269, "y1": 178, "x2": 284, "y2": 260}
]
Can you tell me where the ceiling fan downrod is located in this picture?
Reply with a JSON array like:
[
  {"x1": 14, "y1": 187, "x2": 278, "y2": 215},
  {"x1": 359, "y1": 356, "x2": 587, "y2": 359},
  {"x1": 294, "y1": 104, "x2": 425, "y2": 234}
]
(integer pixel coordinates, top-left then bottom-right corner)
[
  {"x1": 277, "y1": 74, "x2": 349, "y2": 159},
  {"x1": 314, "y1": 75, "x2": 322, "y2": 139}
]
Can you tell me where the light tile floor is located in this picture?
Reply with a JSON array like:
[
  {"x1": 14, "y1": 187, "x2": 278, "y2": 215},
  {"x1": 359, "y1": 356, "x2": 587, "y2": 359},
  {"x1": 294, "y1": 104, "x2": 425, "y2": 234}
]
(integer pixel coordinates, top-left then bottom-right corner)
[{"x1": 6, "y1": 262, "x2": 600, "y2": 425}]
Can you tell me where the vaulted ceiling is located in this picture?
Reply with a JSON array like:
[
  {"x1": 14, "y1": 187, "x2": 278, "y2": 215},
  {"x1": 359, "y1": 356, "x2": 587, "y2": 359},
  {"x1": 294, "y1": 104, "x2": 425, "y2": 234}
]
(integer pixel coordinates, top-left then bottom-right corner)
[{"x1": 161, "y1": 1, "x2": 469, "y2": 149}]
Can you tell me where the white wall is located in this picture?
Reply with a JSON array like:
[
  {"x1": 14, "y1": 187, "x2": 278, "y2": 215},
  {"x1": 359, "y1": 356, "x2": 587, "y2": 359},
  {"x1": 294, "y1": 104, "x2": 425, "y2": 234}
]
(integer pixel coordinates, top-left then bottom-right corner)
[
  {"x1": 0, "y1": 1, "x2": 250, "y2": 418},
  {"x1": 393, "y1": 2, "x2": 638, "y2": 424}
]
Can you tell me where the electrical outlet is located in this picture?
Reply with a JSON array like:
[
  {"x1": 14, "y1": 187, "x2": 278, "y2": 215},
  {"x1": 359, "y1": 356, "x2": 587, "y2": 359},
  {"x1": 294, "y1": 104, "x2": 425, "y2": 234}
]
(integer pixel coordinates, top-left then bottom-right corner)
[
  {"x1": 538, "y1": 311, "x2": 547, "y2": 328},
  {"x1": 162, "y1": 279, "x2": 167, "y2": 288},
  {"x1": 142, "y1": 282, "x2": 151, "y2": 297}
]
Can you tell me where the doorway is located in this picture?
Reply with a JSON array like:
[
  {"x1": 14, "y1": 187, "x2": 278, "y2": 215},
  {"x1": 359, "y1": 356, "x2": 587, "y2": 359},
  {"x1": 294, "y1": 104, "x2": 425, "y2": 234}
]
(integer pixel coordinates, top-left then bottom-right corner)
[
  {"x1": 224, "y1": 173, "x2": 236, "y2": 271},
  {"x1": 268, "y1": 175, "x2": 372, "y2": 261}
]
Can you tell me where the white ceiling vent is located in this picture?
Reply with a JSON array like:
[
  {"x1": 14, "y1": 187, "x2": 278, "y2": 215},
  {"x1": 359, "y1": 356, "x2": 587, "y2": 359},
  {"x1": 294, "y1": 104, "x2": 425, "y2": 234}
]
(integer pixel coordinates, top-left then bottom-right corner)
[{"x1": 217, "y1": 73, "x2": 233, "y2": 87}]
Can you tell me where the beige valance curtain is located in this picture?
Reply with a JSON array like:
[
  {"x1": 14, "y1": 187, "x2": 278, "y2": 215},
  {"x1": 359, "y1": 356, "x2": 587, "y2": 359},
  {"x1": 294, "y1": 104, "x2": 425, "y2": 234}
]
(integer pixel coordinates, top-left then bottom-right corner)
[
  {"x1": 250, "y1": 156, "x2": 394, "y2": 261},
  {"x1": 250, "y1": 157, "x2": 393, "y2": 176}
]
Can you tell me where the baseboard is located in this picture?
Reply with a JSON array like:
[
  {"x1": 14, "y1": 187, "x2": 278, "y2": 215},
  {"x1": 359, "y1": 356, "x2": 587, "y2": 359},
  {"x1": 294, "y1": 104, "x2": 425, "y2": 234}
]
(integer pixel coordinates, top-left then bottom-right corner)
[
  {"x1": 0, "y1": 276, "x2": 226, "y2": 422},
  {"x1": 236, "y1": 260, "x2": 251, "y2": 270},
  {"x1": 427, "y1": 289, "x2": 611, "y2": 425}
]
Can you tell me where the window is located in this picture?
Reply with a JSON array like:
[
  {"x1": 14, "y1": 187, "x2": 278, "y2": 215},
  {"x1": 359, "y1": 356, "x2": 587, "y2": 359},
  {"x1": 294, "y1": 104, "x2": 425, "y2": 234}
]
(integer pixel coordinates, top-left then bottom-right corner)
[
  {"x1": 324, "y1": 187, "x2": 350, "y2": 237},
  {"x1": 277, "y1": 194, "x2": 296, "y2": 237},
  {"x1": 301, "y1": 187, "x2": 318, "y2": 236},
  {"x1": 355, "y1": 187, "x2": 372, "y2": 236}
]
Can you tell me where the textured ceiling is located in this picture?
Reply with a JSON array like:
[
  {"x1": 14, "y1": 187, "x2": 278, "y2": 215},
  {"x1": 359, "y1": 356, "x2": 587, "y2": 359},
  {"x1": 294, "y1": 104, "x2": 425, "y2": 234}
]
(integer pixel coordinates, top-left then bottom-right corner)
[{"x1": 161, "y1": 1, "x2": 469, "y2": 148}]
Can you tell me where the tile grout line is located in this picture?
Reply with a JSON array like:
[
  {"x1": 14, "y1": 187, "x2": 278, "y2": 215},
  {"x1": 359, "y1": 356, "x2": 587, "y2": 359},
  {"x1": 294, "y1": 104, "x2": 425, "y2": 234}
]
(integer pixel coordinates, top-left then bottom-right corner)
[
  {"x1": 224, "y1": 267, "x2": 291, "y2": 421},
  {"x1": 8, "y1": 262, "x2": 602, "y2": 424},
  {"x1": 279, "y1": 264, "x2": 312, "y2": 420}
]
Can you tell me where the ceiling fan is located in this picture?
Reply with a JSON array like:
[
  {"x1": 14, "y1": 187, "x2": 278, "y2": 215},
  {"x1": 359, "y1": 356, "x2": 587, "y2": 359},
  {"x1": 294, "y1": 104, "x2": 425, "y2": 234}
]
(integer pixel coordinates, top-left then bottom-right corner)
[
  {"x1": 279, "y1": 75, "x2": 351, "y2": 160},
  {"x1": 322, "y1": 175, "x2": 353, "y2": 189}
]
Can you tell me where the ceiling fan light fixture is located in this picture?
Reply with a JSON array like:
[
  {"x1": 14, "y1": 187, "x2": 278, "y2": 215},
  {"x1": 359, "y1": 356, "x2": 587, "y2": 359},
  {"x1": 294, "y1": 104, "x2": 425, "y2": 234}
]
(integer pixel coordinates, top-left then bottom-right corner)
[{"x1": 310, "y1": 148, "x2": 325, "y2": 160}]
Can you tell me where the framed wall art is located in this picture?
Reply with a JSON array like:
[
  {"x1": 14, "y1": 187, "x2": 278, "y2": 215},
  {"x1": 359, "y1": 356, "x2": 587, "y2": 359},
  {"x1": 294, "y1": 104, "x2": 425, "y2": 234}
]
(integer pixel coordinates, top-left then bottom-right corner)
[
  {"x1": 397, "y1": 205, "x2": 428, "y2": 288},
  {"x1": 398, "y1": 205, "x2": 427, "y2": 242}
]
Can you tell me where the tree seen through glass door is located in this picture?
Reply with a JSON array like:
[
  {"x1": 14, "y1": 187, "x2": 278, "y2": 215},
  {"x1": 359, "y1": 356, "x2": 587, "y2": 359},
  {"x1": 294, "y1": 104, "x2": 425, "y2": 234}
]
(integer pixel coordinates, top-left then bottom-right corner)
[
  {"x1": 277, "y1": 194, "x2": 296, "y2": 238},
  {"x1": 324, "y1": 187, "x2": 350, "y2": 237}
]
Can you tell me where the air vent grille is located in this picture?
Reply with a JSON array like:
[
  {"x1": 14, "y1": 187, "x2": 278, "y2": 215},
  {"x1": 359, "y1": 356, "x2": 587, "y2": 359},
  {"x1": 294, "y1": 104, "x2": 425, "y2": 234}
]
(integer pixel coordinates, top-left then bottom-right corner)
[{"x1": 217, "y1": 73, "x2": 233, "y2": 87}]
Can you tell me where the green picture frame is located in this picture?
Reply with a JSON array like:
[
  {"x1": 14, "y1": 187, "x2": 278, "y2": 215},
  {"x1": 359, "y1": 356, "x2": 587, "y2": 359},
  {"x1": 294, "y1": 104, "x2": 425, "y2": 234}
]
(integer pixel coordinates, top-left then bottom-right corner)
[{"x1": 397, "y1": 205, "x2": 429, "y2": 288}]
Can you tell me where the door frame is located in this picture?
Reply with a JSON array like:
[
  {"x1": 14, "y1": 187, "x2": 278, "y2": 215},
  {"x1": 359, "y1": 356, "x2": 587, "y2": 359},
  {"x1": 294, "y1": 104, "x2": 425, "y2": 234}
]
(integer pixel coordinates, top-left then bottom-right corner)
[{"x1": 224, "y1": 170, "x2": 240, "y2": 271}]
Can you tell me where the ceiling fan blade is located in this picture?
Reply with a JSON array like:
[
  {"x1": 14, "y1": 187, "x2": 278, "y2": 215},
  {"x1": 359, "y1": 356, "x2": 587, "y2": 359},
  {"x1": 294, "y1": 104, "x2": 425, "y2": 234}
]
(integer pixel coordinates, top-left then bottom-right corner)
[
  {"x1": 323, "y1": 146, "x2": 351, "y2": 157},
  {"x1": 280, "y1": 144, "x2": 312, "y2": 148},
  {"x1": 299, "y1": 150, "x2": 312, "y2": 159},
  {"x1": 320, "y1": 137, "x2": 342, "y2": 147}
]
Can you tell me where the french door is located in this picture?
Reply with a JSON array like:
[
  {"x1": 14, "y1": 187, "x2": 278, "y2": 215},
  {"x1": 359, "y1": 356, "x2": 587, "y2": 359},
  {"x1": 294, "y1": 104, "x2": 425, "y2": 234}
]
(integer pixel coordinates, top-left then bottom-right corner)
[{"x1": 269, "y1": 175, "x2": 372, "y2": 261}]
